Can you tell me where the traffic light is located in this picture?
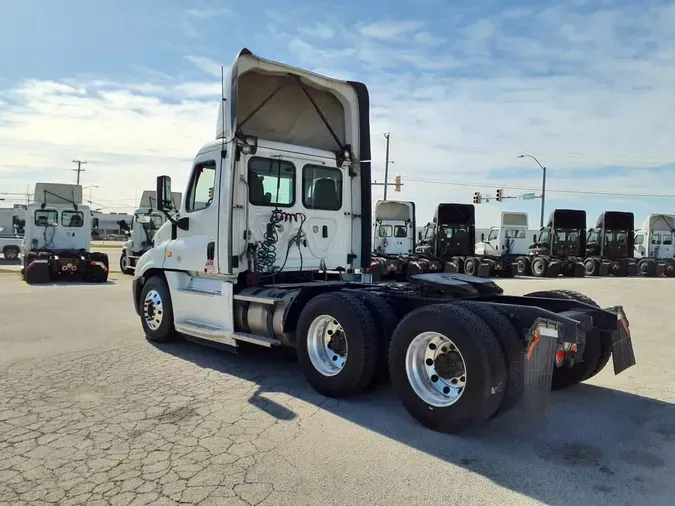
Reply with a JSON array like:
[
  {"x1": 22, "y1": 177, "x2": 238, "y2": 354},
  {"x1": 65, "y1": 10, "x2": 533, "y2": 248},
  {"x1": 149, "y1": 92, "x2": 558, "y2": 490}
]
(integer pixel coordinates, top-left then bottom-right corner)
[
  {"x1": 472, "y1": 192, "x2": 481, "y2": 204},
  {"x1": 496, "y1": 188, "x2": 503, "y2": 202},
  {"x1": 394, "y1": 175, "x2": 401, "y2": 192}
]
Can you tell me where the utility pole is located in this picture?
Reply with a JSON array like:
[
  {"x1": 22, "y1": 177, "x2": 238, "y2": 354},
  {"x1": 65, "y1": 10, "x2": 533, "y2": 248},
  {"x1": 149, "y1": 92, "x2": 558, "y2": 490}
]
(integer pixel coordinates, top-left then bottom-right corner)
[
  {"x1": 518, "y1": 154, "x2": 547, "y2": 228},
  {"x1": 383, "y1": 133, "x2": 391, "y2": 200},
  {"x1": 72, "y1": 160, "x2": 87, "y2": 185}
]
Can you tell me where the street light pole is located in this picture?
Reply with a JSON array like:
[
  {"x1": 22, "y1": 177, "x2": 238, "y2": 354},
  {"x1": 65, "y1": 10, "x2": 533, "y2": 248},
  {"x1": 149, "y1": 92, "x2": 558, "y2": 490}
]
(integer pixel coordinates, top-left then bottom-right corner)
[{"x1": 518, "y1": 154, "x2": 547, "y2": 228}]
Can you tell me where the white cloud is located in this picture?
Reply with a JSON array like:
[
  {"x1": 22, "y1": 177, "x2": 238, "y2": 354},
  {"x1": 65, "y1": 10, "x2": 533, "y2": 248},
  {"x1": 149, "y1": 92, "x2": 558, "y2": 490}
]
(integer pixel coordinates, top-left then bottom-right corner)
[
  {"x1": 358, "y1": 20, "x2": 425, "y2": 40},
  {"x1": 184, "y1": 55, "x2": 223, "y2": 77}
]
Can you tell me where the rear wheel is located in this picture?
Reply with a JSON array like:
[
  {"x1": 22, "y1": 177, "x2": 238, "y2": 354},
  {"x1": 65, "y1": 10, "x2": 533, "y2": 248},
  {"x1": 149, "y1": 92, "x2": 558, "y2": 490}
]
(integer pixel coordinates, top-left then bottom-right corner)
[
  {"x1": 531, "y1": 257, "x2": 548, "y2": 277},
  {"x1": 637, "y1": 258, "x2": 656, "y2": 276},
  {"x1": 454, "y1": 301, "x2": 524, "y2": 416},
  {"x1": 388, "y1": 303, "x2": 506, "y2": 433},
  {"x1": 584, "y1": 257, "x2": 599, "y2": 276},
  {"x1": 296, "y1": 292, "x2": 379, "y2": 398},
  {"x1": 515, "y1": 256, "x2": 531, "y2": 276},
  {"x1": 140, "y1": 276, "x2": 176, "y2": 343},
  {"x1": 86, "y1": 252, "x2": 109, "y2": 282},
  {"x1": 464, "y1": 257, "x2": 479, "y2": 276},
  {"x1": 525, "y1": 289, "x2": 610, "y2": 389}
]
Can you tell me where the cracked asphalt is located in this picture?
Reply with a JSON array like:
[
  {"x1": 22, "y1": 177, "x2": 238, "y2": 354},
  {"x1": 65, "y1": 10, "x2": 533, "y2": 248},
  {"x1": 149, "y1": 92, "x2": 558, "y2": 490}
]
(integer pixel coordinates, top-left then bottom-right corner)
[{"x1": 1, "y1": 272, "x2": 674, "y2": 505}]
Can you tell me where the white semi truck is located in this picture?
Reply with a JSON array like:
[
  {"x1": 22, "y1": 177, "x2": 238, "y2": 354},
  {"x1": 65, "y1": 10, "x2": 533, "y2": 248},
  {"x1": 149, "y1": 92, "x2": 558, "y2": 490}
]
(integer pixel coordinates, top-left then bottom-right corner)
[
  {"x1": 21, "y1": 183, "x2": 109, "y2": 284},
  {"x1": 633, "y1": 214, "x2": 675, "y2": 277},
  {"x1": 130, "y1": 48, "x2": 635, "y2": 433},
  {"x1": 475, "y1": 211, "x2": 536, "y2": 276},
  {"x1": 373, "y1": 200, "x2": 416, "y2": 255},
  {"x1": 120, "y1": 209, "x2": 166, "y2": 275}
]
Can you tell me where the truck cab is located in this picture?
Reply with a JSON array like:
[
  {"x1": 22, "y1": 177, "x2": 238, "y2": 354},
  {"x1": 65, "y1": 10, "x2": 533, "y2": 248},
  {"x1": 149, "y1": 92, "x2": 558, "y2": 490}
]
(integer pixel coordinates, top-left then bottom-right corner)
[
  {"x1": 21, "y1": 186, "x2": 108, "y2": 284},
  {"x1": 633, "y1": 214, "x2": 675, "y2": 276},
  {"x1": 120, "y1": 208, "x2": 167, "y2": 274},
  {"x1": 475, "y1": 211, "x2": 532, "y2": 257},
  {"x1": 526, "y1": 209, "x2": 586, "y2": 277},
  {"x1": 372, "y1": 200, "x2": 415, "y2": 255},
  {"x1": 584, "y1": 211, "x2": 637, "y2": 276}
]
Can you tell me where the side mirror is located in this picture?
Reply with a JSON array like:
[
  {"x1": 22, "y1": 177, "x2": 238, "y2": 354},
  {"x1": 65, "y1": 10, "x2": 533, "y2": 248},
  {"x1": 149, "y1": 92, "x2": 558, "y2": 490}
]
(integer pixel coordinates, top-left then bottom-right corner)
[
  {"x1": 480, "y1": 233, "x2": 485, "y2": 242},
  {"x1": 92, "y1": 218, "x2": 99, "y2": 229},
  {"x1": 418, "y1": 231, "x2": 422, "y2": 240},
  {"x1": 156, "y1": 176, "x2": 173, "y2": 212},
  {"x1": 532, "y1": 234, "x2": 537, "y2": 243},
  {"x1": 136, "y1": 215, "x2": 152, "y2": 224}
]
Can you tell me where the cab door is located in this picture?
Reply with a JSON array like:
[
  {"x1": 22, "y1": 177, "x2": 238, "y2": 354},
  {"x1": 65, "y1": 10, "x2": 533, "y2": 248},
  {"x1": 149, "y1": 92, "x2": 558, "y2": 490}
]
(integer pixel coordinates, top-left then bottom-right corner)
[{"x1": 162, "y1": 153, "x2": 220, "y2": 274}]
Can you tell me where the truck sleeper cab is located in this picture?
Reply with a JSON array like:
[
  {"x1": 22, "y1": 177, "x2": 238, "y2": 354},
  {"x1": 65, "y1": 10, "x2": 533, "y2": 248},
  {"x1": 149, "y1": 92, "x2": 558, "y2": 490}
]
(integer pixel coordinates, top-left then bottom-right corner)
[
  {"x1": 21, "y1": 202, "x2": 109, "y2": 284},
  {"x1": 120, "y1": 209, "x2": 166, "y2": 275},
  {"x1": 633, "y1": 214, "x2": 675, "y2": 277},
  {"x1": 475, "y1": 211, "x2": 531, "y2": 276},
  {"x1": 131, "y1": 49, "x2": 636, "y2": 434},
  {"x1": 525, "y1": 209, "x2": 586, "y2": 277},
  {"x1": 584, "y1": 211, "x2": 637, "y2": 277}
]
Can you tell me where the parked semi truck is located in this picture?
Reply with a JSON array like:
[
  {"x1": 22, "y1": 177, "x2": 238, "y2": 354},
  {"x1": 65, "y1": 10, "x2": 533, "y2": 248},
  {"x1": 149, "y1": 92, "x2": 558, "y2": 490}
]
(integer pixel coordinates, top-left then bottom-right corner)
[
  {"x1": 21, "y1": 183, "x2": 109, "y2": 284},
  {"x1": 522, "y1": 209, "x2": 586, "y2": 277},
  {"x1": 585, "y1": 211, "x2": 638, "y2": 277},
  {"x1": 634, "y1": 214, "x2": 675, "y2": 277},
  {"x1": 120, "y1": 209, "x2": 166, "y2": 275},
  {"x1": 130, "y1": 48, "x2": 635, "y2": 434},
  {"x1": 475, "y1": 211, "x2": 535, "y2": 276}
]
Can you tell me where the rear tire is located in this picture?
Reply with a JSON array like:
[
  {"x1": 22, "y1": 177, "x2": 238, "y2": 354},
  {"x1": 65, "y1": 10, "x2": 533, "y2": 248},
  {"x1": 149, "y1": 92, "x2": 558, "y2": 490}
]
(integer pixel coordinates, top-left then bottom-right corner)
[
  {"x1": 637, "y1": 258, "x2": 656, "y2": 277},
  {"x1": 388, "y1": 303, "x2": 506, "y2": 433},
  {"x1": 454, "y1": 301, "x2": 524, "y2": 416},
  {"x1": 345, "y1": 290, "x2": 399, "y2": 385},
  {"x1": 88, "y1": 252, "x2": 109, "y2": 282},
  {"x1": 296, "y1": 292, "x2": 380, "y2": 398},
  {"x1": 515, "y1": 256, "x2": 531, "y2": 276},
  {"x1": 584, "y1": 257, "x2": 599, "y2": 276},
  {"x1": 464, "y1": 257, "x2": 479, "y2": 276},
  {"x1": 140, "y1": 276, "x2": 176, "y2": 343},
  {"x1": 531, "y1": 257, "x2": 548, "y2": 277}
]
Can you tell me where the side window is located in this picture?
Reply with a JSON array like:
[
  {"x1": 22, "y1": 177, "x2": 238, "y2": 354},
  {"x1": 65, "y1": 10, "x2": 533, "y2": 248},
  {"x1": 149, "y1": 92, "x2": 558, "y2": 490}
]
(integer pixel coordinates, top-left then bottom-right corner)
[
  {"x1": 538, "y1": 230, "x2": 550, "y2": 243},
  {"x1": 487, "y1": 229, "x2": 498, "y2": 242},
  {"x1": 424, "y1": 226, "x2": 434, "y2": 240},
  {"x1": 587, "y1": 231, "x2": 598, "y2": 243},
  {"x1": 378, "y1": 225, "x2": 393, "y2": 237},
  {"x1": 62, "y1": 210, "x2": 84, "y2": 228},
  {"x1": 248, "y1": 157, "x2": 295, "y2": 207},
  {"x1": 634, "y1": 234, "x2": 644, "y2": 245},
  {"x1": 35, "y1": 210, "x2": 58, "y2": 226},
  {"x1": 151, "y1": 215, "x2": 163, "y2": 228},
  {"x1": 186, "y1": 160, "x2": 217, "y2": 212},
  {"x1": 394, "y1": 225, "x2": 407, "y2": 238},
  {"x1": 651, "y1": 233, "x2": 661, "y2": 245},
  {"x1": 663, "y1": 234, "x2": 673, "y2": 245},
  {"x1": 302, "y1": 165, "x2": 343, "y2": 211}
]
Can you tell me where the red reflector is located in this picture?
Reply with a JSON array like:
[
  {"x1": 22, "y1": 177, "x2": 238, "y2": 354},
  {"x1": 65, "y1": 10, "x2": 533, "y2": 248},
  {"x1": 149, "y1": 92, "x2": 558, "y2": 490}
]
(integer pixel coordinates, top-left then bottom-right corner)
[{"x1": 555, "y1": 349, "x2": 565, "y2": 364}]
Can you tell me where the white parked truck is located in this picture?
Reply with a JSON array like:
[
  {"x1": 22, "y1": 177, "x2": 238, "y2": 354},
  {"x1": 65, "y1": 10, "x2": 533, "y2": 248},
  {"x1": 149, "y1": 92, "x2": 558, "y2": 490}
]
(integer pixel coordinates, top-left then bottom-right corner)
[
  {"x1": 475, "y1": 211, "x2": 536, "y2": 276},
  {"x1": 21, "y1": 183, "x2": 109, "y2": 284},
  {"x1": 633, "y1": 214, "x2": 675, "y2": 277},
  {"x1": 373, "y1": 200, "x2": 416, "y2": 255},
  {"x1": 120, "y1": 209, "x2": 166, "y2": 275},
  {"x1": 131, "y1": 48, "x2": 636, "y2": 433}
]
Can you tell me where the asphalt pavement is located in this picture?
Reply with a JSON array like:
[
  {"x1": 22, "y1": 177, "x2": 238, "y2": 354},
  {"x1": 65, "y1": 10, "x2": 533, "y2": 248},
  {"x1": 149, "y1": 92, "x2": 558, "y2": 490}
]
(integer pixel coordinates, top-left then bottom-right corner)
[{"x1": 0, "y1": 274, "x2": 673, "y2": 505}]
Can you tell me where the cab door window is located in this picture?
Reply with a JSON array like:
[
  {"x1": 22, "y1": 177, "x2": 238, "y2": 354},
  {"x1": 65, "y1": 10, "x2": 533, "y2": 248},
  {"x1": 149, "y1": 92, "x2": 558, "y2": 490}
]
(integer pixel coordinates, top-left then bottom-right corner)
[
  {"x1": 186, "y1": 160, "x2": 217, "y2": 212},
  {"x1": 487, "y1": 229, "x2": 498, "y2": 242}
]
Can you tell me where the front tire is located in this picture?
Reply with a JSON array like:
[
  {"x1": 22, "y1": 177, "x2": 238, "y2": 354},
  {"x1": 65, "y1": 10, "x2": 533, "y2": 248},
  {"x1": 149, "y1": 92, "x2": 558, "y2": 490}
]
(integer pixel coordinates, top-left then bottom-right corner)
[
  {"x1": 584, "y1": 257, "x2": 599, "y2": 276},
  {"x1": 3, "y1": 246, "x2": 19, "y2": 261},
  {"x1": 531, "y1": 256, "x2": 548, "y2": 277},
  {"x1": 140, "y1": 276, "x2": 176, "y2": 343},
  {"x1": 296, "y1": 292, "x2": 380, "y2": 398},
  {"x1": 120, "y1": 251, "x2": 134, "y2": 275},
  {"x1": 388, "y1": 303, "x2": 506, "y2": 433},
  {"x1": 515, "y1": 256, "x2": 531, "y2": 276}
]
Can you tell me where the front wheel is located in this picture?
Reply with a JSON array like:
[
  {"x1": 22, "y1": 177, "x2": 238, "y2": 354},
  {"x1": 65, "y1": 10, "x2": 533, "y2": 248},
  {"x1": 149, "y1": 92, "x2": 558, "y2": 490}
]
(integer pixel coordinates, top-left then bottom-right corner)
[
  {"x1": 140, "y1": 276, "x2": 176, "y2": 342},
  {"x1": 120, "y1": 251, "x2": 134, "y2": 275},
  {"x1": 3, "y1": 246, "x2": 19, "y2": 261},
  {"x1": 584, "y1": 257, "x2": 599, "y2": 276},
  {"x1": 531, "y1": 256, "x2": 548, "y2": 277},
  {"x1": 515, "y1": 256, "x2": 531, "y2": 276}
]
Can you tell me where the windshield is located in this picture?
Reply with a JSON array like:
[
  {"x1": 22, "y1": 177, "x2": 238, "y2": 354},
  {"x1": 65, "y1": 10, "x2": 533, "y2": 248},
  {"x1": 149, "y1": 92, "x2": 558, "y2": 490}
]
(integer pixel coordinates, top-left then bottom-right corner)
[
  {"x1": 438, "y1": 225, "x2": 470, "y2": 256},
  {"x1": 552, "y1": 228, "x2": 583, "y2": 256}
]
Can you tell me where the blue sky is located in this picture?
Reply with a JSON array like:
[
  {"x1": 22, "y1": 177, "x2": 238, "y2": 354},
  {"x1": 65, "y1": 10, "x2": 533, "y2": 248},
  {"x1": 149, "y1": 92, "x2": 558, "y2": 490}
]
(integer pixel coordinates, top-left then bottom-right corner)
[{"x1": 1, "y1": 0, "x2": 674, "y2": 228}]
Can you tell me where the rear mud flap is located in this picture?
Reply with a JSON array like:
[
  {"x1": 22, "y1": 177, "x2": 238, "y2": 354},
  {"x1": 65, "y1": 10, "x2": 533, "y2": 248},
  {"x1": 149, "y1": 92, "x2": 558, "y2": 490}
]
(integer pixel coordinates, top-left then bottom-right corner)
[
  {"x1": 546, "y1": 261, "x2": 561, "y2": 277},
  {"x1": 522, "y1": 319, "x2": 562, "y2": 417},
  {"x1": 599, "y1": 261, "x2": 611, "y2": 276},
  {"x1": 573, "y1": 262, "x2": 585, "y2": 277},
  {"x1": 477, "y1": 262, "x2": 491, "y2": 277},
  {"x1": 605, "y1": 305, "x2": 636, "y2": 374},
  {"x1": 656, "y1": 262, "x2": 666, "y2": 276}
]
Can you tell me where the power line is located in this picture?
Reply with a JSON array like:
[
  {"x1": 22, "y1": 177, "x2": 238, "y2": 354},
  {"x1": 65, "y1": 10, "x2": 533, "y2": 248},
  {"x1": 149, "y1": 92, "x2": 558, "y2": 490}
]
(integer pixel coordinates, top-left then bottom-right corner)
[{"x1": 404, "y1": 176, "x2": 675, "y2": 199}]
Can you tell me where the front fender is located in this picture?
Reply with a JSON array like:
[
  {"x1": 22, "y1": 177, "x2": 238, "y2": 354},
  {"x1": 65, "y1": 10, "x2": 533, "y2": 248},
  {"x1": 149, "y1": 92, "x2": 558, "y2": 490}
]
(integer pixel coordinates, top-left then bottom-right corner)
[{"x1": 134, "y1": 243, "x2": 167, "y2": 279}]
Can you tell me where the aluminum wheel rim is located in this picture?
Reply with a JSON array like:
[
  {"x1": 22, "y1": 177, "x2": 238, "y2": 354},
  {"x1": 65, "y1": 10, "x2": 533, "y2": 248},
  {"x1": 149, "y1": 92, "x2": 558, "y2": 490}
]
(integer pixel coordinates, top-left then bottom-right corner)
[
  {"x1": 121, "y1": 254, "x2": 129, "y2": 270},
  {"x1": 307, "y1": 315, "x2": 347, "y2": 377},
  {"x1": 405, "y1": 332, "x2": 467, "y2": 407},
  {"x1": 533, "y1": 260, "x2": 544, "y2": 275},
  {"x1": 143, "y1": 289, "x2": 163, "y2": 331}
]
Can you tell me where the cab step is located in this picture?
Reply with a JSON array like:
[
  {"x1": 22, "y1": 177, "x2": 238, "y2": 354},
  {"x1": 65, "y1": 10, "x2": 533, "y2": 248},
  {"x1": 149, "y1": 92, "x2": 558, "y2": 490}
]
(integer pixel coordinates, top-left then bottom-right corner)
[{"x1": 174, "y1": 320, "x2": 281, "y2": 348}]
